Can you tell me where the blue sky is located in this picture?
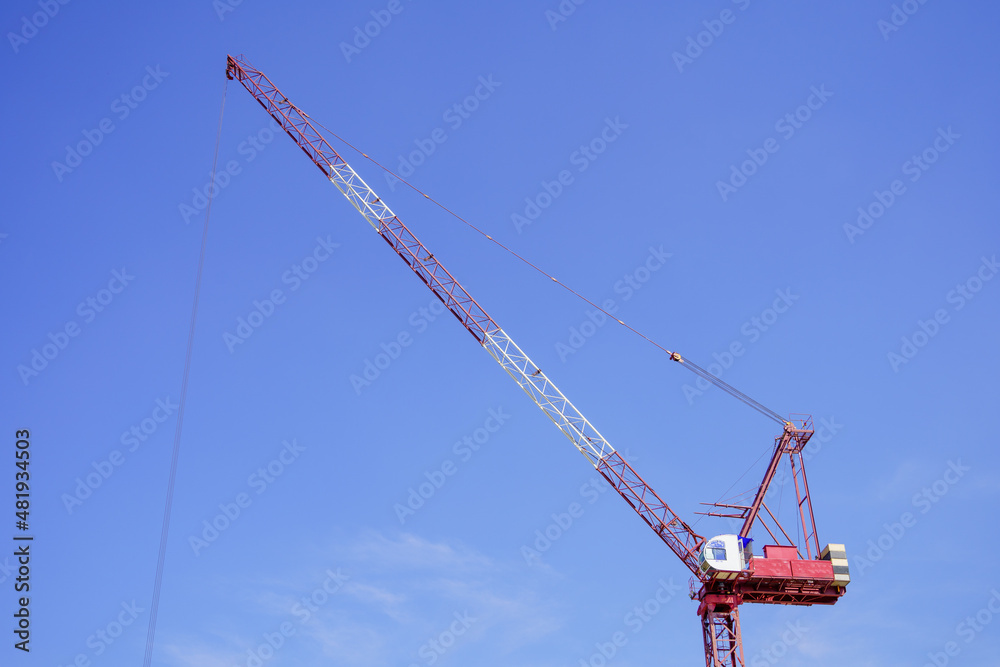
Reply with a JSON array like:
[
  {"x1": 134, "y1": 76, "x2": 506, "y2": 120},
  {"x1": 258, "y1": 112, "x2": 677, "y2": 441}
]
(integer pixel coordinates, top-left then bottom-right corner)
[{"x1": 3, "y1": 1, "x2": 999, "y2": 665}]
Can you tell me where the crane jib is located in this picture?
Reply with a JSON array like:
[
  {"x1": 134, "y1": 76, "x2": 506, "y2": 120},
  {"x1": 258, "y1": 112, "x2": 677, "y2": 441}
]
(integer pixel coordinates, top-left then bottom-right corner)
[{"x1": 225, "y1": 50, "x2": 704, "y2": 566}]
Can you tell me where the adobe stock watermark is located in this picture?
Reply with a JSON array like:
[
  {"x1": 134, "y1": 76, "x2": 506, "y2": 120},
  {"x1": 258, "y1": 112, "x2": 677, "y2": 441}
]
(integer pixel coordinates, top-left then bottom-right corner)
[
  {"x1": 681, "y1": 288, "x2": 799, "y2": 404},
  {"x1": 7, "y1": 0, "x2": 72, "y2": 54},
  {"x1": 349, "y1": 294, "x2": 457, "y2": 394},
  {"x1": 291, "y1": 567, "x2": 350, "y2": 624},
  {"x1": 877, "y1": 0, "x2": 932, "y2": 41},
  {"x1": 672, "y1": 0, "x2": 752, "y2": 73},
  {"x1": 854, "y1": 459, "x2": 969, "y2": 576},
  {"x1": 0, "y1": 557, "x2": 16, "y2": 585},
  {"x1": 60, "y1": 396, "x2": 178, "y2": 514},
  {"x1": 57, "y1": 600, "x2": 145, "y2": 666},
  {"x1": 716, "y1": 85, "x2": 833, "y2": 202},
  {"x1": 922, "y1": 588, "x2": 1000, "y2": 667},
  {"x1": 394, "y1": 407, "x2": 512, "y2": 524},
  {"x1": 234, "y1": 567, "x2": 350, "y2": 667},
  {"x1": 843, "y1": 126, "x2": 959, "y2": 243},
  {"x1": 384, "y1": 74, "x2": 502, "y2": 192},
  {"x1": 340, "y1": 0, "x2": 414, "y2": 63},
  {"x1": 178, "y1": 118, "x2": 282, "y2": 224},
  {"x1": 188, "y1": 439, "x2": 306, "y2": 556},
  {"x1": 213, "y1": 0, "x2": 244, "y2": 21},
  {"x1": 887, "y1": 255, "x2": 996, "y2": 372},
  {"x1": 521, "y1": 479, "x2": 600, "y2": 565},
  {"x1": 51, "y1": 66, "x2": 169, "y2": 182},
  {"x1": 17, "y1": 268, "x2": 135, "y2": 386},
  {"x1": 408, "y1": 611, "x2": 476, "y2": 667},
  {"x1": 521, "y1": 463, "x2": 643, "y2": 565},
  {"x1": 554, "y1": 245, "x2": 672, "y2": 362},
  {"x1": 222, "y1": 236, "x2": 340, "y2": 352},
  {"x1": 578, "y1": 578, "x2": 681, "y2": 667},
  {"x1": 544, "y1": 0, "x2": 587, "y2": 30},
  {"x1": 511, "y1": 116, "x2": 628, "y2": 233}
]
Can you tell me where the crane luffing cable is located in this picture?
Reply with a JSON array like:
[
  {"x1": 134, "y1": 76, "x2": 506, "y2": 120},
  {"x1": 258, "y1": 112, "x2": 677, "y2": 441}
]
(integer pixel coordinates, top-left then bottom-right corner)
[{"x1": 305, "y1": 114, "x2": 785, "y2": 425}]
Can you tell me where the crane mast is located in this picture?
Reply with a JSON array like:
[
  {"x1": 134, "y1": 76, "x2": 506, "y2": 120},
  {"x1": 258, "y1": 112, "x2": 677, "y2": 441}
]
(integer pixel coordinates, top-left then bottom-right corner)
[{"x1": 225, "y1": 54, "x2": 847, "y2": 667}]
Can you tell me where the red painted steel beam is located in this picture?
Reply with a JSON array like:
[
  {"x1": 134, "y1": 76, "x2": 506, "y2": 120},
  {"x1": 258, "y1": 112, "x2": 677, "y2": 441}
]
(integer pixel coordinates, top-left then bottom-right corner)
[
  {"x1": 225, "y1": 54, "x2": 497, "y2": 345},
  {"x1": 597, "y1": 451, "x2": 704, "y2": 577}
]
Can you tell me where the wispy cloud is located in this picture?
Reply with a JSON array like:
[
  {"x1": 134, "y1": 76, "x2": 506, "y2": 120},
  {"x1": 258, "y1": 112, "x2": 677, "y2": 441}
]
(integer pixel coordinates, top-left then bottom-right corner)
[
  {"x1": 345, "y1": 530, "x2": 494, "y2": 571},
  {"x1": 159, "y1": 530, "x2": 566, "y2": 666}
]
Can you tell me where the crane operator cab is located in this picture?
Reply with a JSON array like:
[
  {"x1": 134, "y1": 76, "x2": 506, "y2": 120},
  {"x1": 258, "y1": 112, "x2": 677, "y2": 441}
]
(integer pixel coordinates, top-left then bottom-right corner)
[{"x1": 699, "y1": 534, "x2": 751, "y2": 580}]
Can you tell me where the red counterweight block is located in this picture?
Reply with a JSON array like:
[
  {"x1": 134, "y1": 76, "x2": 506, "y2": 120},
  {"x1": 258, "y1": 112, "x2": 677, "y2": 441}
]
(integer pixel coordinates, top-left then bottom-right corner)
[{"x1": 763, "y1": 545, "x2": 798, "y2": 560}]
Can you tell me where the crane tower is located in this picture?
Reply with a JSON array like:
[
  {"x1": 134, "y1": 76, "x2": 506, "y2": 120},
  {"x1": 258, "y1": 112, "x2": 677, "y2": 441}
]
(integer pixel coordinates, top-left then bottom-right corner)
[{"x1": 225, "y1": 54, "x2": 849, "y2": 666}]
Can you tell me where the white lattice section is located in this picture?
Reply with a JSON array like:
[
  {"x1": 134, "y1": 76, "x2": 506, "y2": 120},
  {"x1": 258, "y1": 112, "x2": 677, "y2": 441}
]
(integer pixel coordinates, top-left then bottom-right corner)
[
  {"x1": 320, "y1": 148, "x2": 617, "y2": 468},
  {"x1": 327, "y1": 161, "x2": 394, "y2": 230},
  {"x1": 483, "y1": 329, "x2": 615, "y2": 465}
]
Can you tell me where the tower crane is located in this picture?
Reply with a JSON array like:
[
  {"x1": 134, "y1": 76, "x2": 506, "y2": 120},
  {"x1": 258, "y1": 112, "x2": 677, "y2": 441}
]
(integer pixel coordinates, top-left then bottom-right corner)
[{"x1": 225, "y1": 54, "x2": 849, "y2": 666}]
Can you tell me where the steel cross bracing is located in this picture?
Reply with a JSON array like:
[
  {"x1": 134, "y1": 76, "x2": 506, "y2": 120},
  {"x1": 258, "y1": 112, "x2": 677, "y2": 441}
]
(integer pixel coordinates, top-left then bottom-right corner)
[
  {"x1": 225, "y1": 54, "x2": 707, "y2": 576},
  {"x1": 701, "y1": 609, "x2": 744, "y2": 667}
]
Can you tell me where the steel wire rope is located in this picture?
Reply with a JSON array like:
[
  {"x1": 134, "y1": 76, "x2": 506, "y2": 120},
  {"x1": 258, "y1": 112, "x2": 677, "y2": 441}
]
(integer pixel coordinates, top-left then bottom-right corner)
[
  {"x1": 141, "y1": 78, "x2": 227, "y2": 667},
  {"x1": 305, "y1": 114, "x2": 785, "y2": 425}
]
